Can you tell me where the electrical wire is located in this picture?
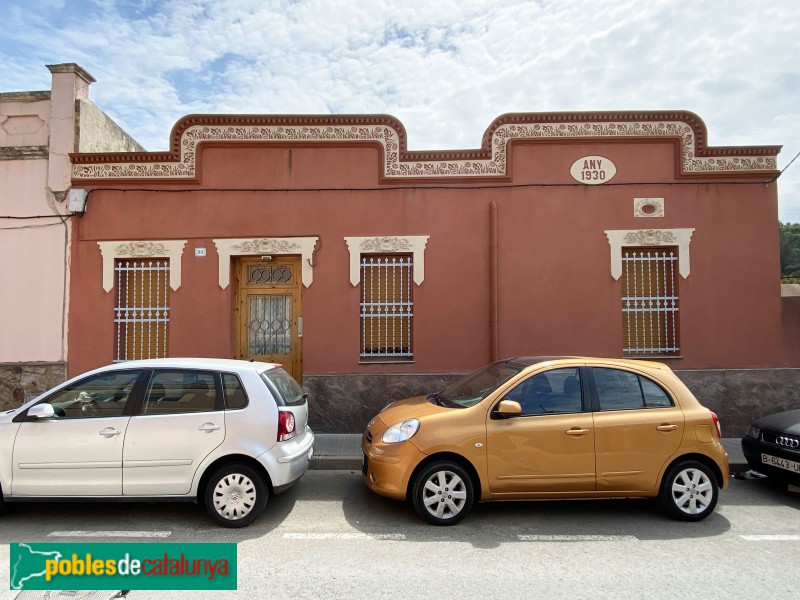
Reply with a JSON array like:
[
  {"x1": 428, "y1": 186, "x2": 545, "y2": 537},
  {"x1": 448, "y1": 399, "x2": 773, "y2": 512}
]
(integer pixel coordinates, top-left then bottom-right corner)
[
  {"x1": 0, "y1": 214, "x2": 72, "y2": 230},
  {"x1": 769, "y1": 150, "x2": 800, "y2": 183}
]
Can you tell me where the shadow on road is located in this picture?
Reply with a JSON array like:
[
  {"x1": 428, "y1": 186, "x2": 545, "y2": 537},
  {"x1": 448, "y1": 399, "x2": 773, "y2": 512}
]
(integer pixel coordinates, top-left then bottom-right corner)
[
  {"x1": 310, "y1": 470, "x2": 734, "y2": 549},
  {"x1": 0, "y1": 482, "x2": 301, "y2": 544}
]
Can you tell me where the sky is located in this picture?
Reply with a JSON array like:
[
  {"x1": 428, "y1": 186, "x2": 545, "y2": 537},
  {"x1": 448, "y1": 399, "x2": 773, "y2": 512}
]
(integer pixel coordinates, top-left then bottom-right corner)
[{"x1": 2, "y1": 0, "x2": 799, "y2": 222}]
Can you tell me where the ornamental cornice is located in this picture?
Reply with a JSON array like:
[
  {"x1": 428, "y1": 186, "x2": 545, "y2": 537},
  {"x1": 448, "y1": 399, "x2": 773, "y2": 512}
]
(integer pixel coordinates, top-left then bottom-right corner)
[
  {"x1": 360, "y1": 237, "x2": 414, "y2": 252},
  {"x1": 71, "y1": 112, "x2": 780, "y2": 182},
  {"x1": 213, "y1": 237, "x2": 318, "y2": 288},
  {"x1": 623, "y1": 230, "x2": 676, "y2": 245},
  {"x1": 97, "y1": 240, "x2": 187, "y2": 292},
  {"x1": 344, "y1": 235, "x2": 430, "y2": 286},
  {"x1": 604, "y1": 228, "x2": 695, "y2": 280},
  {"x1": 231, "y1": 239, "x2": 302, "y2": 254},
  {"x1": 115, "y1": 241, "x2": 170, "y2": 257}
]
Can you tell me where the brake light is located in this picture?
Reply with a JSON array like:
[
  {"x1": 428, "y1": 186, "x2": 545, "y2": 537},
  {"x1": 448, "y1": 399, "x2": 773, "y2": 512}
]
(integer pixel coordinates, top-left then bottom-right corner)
[
  {"x1": 278, "y1": 410, "x2": 296, "y2": 441},
  {"x1": 710, "y1": 411, "x2": 721, "y2": 439}
]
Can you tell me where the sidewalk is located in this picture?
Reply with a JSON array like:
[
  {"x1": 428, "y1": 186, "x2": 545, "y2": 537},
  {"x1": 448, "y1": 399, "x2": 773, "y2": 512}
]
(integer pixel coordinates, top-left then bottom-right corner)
[{"x1": 312, "y1": 434, "x2": 748, "y2": 472}]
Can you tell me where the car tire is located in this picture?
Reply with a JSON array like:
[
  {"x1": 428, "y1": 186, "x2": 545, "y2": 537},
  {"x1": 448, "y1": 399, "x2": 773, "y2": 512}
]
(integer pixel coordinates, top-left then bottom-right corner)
[
  {"x1": 411, "y1": 460, "x2": 474, "y2": 526},
  {"x1": 204, "y1": 464, "x2": 268, "y2": 528},
  {"x1": 659, "y1": 460, "x2": 718, "y2": 521}
]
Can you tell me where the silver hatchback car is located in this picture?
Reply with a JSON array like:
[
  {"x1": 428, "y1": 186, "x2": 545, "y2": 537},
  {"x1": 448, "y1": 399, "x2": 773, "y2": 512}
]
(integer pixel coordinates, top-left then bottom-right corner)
[{"x1": 0, "y1": 358, "x2": 314, "y2": 527}]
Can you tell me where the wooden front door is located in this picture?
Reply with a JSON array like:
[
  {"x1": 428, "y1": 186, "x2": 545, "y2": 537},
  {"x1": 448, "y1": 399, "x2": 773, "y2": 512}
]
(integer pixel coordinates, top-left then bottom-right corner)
[{"x1": 234, "y1": 256, "x2": 303, "y2": 382}]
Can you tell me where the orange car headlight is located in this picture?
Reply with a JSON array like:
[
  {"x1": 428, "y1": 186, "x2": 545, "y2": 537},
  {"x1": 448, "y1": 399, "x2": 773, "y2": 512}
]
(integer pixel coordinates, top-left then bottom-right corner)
[{"x1": 382, "y1": 419, "x2": 420, "y2": 444}]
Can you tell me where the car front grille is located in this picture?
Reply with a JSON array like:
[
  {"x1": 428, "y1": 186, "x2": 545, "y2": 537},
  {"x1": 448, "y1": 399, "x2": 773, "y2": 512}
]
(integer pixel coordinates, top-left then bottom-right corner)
[{"x1": 763, "y1": 431, "x2": 800, "y2": 452}]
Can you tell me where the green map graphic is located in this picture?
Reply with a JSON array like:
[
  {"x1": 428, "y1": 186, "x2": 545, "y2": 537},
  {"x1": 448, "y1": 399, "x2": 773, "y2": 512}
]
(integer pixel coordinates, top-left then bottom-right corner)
[{"x1": 10, "y1": 543, "x2": 63, "y2": 590}]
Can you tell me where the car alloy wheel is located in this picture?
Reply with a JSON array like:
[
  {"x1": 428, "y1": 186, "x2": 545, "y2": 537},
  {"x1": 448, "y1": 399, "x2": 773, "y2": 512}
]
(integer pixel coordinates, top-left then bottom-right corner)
[
  {"x1": 412, "y1": 461, "x2": 474, "y2": 526},
  {"x1": 660, "y1": 460, "x2": 718, "y2": 521},
  {"x1": 205, "y1": 464, "x2": 268, "y2": 528}
]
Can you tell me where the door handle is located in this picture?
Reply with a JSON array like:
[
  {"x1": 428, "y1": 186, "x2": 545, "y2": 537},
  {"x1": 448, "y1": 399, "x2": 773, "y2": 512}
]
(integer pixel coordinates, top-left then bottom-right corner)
[
  {"x1": 565, "y1": 428, "x2": 590, "y2": 436},
  {"x1": 198, "y1": 423, "x2": 221, "y2": 432},
  {"x1": 656, "y1": 424, "x2": 678, "y2": 431},
  {"x1": 99, "y1": 427, "x2": 121, "y2": 438}
]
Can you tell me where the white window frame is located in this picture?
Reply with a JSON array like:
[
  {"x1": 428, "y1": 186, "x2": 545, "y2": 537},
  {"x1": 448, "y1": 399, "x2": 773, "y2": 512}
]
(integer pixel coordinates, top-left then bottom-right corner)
[
  {"x1": 98, "y1": 240, "x2": 187, "y2": 292},
  {"x1": 344, "y1": 236, "x2": 429, "y2": 286},
  {"x1": 604, "y1": 229, "x2": 694, "y2": 280},
  {"x1": 213, "y1": 237, "x2": 319, "y2": 289}
]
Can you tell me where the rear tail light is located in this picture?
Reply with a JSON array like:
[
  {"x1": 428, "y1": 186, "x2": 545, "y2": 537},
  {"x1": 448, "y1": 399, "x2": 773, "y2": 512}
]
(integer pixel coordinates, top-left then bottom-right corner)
[
  {"x1": 278, "y1": 410, "x2": 296, "y2": 441},
  {"x1": 710, "y1": 411, "x2": 722, "y2": 439}
]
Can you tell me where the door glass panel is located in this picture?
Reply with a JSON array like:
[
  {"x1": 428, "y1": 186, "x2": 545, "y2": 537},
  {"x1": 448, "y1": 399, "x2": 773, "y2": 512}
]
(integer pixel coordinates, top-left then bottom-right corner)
[
  {"x1": 504, "y1": 367, "x2": 582, "y2": 415},
  {"x1": 142, "y1": 370, "x2": 217, "y2": 415},
  {"x1": 248, "y1": 295, "x2": 292, "y2": 355},
  {"x1": 43, "y1": 370, "x2": 141, "y2": 419},
  {"x1": 594, "y1": 368, "x2": 645, "y2": 410}
]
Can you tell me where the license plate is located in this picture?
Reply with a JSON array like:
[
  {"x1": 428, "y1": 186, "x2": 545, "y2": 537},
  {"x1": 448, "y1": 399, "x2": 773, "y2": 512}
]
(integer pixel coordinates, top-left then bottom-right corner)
[{"x1": 762, "y1": 453, "x2": 800, "y2": 474}]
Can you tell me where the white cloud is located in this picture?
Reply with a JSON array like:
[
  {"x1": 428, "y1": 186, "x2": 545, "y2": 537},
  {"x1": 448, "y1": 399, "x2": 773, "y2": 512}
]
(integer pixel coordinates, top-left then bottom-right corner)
[{"x1": 1, "y1": 0, "x2": 799, "y2": 220}]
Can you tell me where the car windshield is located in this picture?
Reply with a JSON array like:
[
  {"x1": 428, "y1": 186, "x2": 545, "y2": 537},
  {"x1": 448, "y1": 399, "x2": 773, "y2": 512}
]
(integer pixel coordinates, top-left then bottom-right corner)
[{"x1": 435, "y1": 361, "x2": 524, "y2": 408}]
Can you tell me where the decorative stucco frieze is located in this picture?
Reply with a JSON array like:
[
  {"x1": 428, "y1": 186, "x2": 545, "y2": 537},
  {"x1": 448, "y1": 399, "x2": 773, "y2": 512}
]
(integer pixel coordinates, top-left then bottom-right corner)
[
  {"x1": 213, "y1": 237, "x2": 318, "y2": 289},
  {"x1": 231, "y1": 239, "x2": 302, "y2": 254},
  {"x1": 114, "y1": 241, "x2": 171, "y2": 256},
  {"x1": 360, "y1": 237, "x2": 414, "y2": 252},
  {"x1": 98, "y1": 240, "x2": 187, "y2": 292},
  {"x1": 604, "y1": 228, "x2": 695, "y2": 280},
  {"x1": 623, "y1": 230, "x2": 675, "y2": 245},
  {"x1": 344, "y1": 236, "x2": 430, "y2": 286},
  {"x1": 71, "y1": 113, "x2": 779, "y2": 182}
]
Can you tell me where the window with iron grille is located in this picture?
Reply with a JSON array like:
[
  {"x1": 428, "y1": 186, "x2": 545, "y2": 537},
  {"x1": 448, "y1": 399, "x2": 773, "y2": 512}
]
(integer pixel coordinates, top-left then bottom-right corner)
[
  {"x1": 621, "y1": 247, "x2": 679, "y2": 356},
  {"x1": 114, "y1": 258, "x2": 170, "y2": 361},
  {"x1": 360, "y1": 254, "x2": 413, "y2": 360}
]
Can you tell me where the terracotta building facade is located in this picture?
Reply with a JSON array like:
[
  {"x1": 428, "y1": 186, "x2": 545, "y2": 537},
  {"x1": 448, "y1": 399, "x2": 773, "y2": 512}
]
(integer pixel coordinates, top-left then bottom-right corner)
[{"x1": 67, "y1": 111, "x2": 800, "y2": 434}]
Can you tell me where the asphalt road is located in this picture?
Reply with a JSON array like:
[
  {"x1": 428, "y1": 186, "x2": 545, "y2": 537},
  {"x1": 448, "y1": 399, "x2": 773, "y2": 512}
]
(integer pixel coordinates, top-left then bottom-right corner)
[{"x1": 2, "y1": 470, "x2": 799, "y2": 599}]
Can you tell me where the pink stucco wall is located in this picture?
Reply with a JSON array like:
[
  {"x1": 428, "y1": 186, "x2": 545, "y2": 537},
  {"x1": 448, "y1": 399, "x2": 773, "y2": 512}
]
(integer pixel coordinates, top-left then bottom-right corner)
[{"x1": 0, "y1": 96, "x2": 68, "y2": 363}]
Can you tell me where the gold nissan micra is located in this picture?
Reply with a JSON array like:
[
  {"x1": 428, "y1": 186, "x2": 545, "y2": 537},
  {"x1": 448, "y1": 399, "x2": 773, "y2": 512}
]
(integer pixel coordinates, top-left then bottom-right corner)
[{"x1": 362, "y1": 357, "x2": 729, "y2": 525}]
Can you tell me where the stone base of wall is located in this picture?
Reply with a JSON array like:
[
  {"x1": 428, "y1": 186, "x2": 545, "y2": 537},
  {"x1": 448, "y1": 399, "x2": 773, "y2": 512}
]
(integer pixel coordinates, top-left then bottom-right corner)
[
  {"x1": 0, "y1": 362, "x2": 67, "y2": 411},
  {"x1": 304, "y1": 373, "x2": 462, "y2": 434},
  {"x1": 2, "y1": 365, "x2": 795, "y2": 437},
  {"x1": 304, "y1": 368, "x2": 800, "y2": 437},
  {"x1": 676, "y1": 368, "x2": 800, "y2": 438}
]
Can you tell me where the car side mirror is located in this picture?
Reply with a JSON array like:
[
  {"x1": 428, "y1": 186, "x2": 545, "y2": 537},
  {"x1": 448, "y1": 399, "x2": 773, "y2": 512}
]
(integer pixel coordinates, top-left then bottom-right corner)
[
  {"x1": 27, "y1": 404, "x2": 55, "y2": 420},
  {"x1": 494, "y1": 399, "x2": 522, "y2": 419}
]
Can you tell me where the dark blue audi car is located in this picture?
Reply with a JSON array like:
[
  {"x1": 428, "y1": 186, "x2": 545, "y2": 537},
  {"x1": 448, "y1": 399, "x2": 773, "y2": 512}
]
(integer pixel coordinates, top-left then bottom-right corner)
[{"x1": 742, "y1": 409, "x2": 800, "y2": 486}]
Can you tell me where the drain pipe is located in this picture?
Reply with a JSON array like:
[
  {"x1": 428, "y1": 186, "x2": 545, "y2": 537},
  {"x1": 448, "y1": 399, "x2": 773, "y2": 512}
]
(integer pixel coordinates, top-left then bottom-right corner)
[{"x1": 489, "y1": 201, "x2": 499, "y2": 361}]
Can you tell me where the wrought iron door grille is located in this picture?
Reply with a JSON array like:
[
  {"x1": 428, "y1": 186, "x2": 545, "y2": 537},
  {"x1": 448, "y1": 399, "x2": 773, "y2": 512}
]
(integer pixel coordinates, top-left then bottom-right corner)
[
  {"x1": 247, "y1": 295, "x2": 292, "y2": 355},
  {"x1": 114, "y1": 259, "x2": 170, "y2": 361},
  {"x1": 621, "y1": 248, "x2": 680, "y2": 356},
  {"x1": 360, "y1": 254, "x2": 413, "y2": 359}
]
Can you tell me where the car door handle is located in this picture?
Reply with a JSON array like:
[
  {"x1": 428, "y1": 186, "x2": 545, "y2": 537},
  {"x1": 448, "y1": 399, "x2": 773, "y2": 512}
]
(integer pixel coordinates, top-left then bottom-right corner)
[
  {"x1": 99, "y1": 427, "x2": 121, "y2": 438},
  {"x1": 198, "y1": 423, "x2": 221, "y2": 432},
  {"x1": 565, "y1": 428, "x2": 590, "y2": 436},
  {"x1": 656, "y1": 424, "x2": 678, "y2": 431}
]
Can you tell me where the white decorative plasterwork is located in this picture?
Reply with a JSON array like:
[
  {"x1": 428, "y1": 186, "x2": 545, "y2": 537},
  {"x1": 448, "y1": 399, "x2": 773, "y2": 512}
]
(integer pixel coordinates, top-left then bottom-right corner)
[
  {"x1": 98, "y1": 240, "x2": 187, "y2": 292},
  {"x1": 72, "y1": 115, "x2": 778, "y2": 182},
  {"x1": 344, "y1": 236, "x2": 430, "y2": 286},
  {"x1": 604, "y1": 228, "x2": 695, "y2": 280},
  {"x1": 213, "y1": 237, "x2": 319, "y2": 289},
  {"x1": 634, "y1": 198, "x2": 665, "y2": 218}
]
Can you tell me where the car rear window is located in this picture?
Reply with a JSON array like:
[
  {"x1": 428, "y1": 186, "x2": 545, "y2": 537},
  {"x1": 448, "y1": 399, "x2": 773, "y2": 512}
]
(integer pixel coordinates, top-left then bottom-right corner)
[
  {"x1": 260, "y1": 368, "x2": 307, "y2": 407},
  {"x1": 222, "y1": 373, "x2": 248, "y2": 409}
]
